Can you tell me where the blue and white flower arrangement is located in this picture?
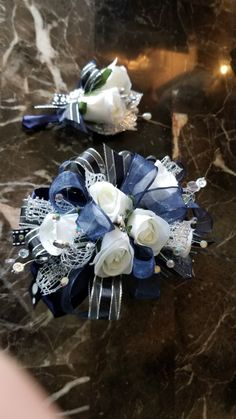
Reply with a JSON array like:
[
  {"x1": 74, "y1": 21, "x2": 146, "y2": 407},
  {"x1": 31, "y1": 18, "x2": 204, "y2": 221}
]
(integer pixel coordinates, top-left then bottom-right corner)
[{"x1": 11, "y1": 145, "x2": 212, "y2": 320}]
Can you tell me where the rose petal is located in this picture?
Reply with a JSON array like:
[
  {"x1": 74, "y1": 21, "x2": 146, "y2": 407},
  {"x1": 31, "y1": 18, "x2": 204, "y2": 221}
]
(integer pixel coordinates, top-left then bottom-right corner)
[
  {"x1": 128, "y1": 208, "x2": 170, "y2": 256},
  {"x1": 39, "y1": 213, "x2": 77, "y2": 256}
]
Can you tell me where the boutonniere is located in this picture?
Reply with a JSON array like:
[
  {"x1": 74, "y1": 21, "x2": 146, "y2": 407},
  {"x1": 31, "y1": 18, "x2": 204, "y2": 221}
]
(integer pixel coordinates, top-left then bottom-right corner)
[{"x1": 22, "y1": 58, "x2": 143, "y2": 135}]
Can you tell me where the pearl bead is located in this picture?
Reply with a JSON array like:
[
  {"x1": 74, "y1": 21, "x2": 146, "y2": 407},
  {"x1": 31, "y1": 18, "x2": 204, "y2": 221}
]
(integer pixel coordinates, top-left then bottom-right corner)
[
  {"x1": 60, "y1": 277, "x2": 69, "y2": 286},
  {"x1": 142, "y1": 112, "x2": 152, "y2": 121},
  {"x1": 32, "y1": 283, "x2": 38, "y2": 295},
  {"x1": 55, "y1": 193, "x2": 64, "y2": 201},
  {"x1": 200, "y1": 240, "x2": 208, "y2": 248},
  {"x1": 166, "y1": 259, "x2": 175, "y2": 268},
  {"x1": 174, "y1": 247, "x2": 182, "y2": 256}
]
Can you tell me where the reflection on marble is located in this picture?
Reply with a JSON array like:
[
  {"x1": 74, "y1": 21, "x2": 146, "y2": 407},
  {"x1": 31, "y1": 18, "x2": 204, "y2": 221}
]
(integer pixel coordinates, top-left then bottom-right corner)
[{"x1": 0, "y1": 0, "x2": 236, "y2": 418}]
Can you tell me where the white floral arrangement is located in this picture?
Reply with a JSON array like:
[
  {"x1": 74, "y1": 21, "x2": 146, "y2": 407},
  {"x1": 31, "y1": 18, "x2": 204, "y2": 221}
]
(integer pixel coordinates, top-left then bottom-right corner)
[
  {"x1": 11, "y1": 145, "x2": 213, "y2": 320},
  {"x1": 22, "y1": 59, "x2": 142, "y2": 135}
]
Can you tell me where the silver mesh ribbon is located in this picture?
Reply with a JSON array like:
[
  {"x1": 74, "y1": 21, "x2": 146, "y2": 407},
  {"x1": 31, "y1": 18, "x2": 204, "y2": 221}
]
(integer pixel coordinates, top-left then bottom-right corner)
[
  {"x1": 85, "y1": 170, "x2": 106, "y2": 189},
  {"x1": 60, "y1": 234, "x2": 96, "y2": 270},
  {"x1": 36, "y1": 258, "x2": 69, "y2": 295},
  {"x1": 20, "y1": 196, "x2": 53, "y2": 228}
]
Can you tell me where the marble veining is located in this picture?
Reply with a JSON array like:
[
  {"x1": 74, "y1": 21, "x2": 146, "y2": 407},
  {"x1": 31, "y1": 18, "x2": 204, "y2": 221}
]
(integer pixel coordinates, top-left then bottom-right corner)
[{"x1": 0, "y1": 0, "x2": 236, "y2": 418}]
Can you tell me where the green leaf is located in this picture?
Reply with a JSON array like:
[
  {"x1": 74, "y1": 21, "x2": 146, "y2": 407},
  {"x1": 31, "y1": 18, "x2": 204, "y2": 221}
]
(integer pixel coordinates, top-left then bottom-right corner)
[
  {"x1": 78, "y1": 101, "x2": 87, "y2": 115},
  {"x1": 124, "y1": 208, "x2": 133, "y2": 221},
  {"x1": 126, "y1": 225, "x2": 132, "y2": 235},
  {"x1": 92, "y1": 68, "x2": 112, "y2": 91},
  {"x1": 129, "y1": 195, "x2": 135, "y2": 205}
]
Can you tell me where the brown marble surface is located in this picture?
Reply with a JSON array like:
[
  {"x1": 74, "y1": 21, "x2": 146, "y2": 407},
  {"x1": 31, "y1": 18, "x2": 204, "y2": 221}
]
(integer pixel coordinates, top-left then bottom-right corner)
[{"x1": 0, "y1": 0, "x2": 236, "y2": 418}]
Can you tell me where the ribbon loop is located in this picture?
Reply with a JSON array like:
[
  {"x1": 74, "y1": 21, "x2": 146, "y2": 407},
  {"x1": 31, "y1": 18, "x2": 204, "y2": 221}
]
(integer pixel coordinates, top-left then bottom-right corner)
[
  {"x1": 77, "y1": 200, "x2": 114, "y2": 241},
  {"x1": 88, "y1": 276, "x2": 122, "y2": 320},
  {"x1": 140, "y1": 186, "x2": 187, "y2": 223},
  {"x1": 121, "y1": 153, "x2": 158, "y2": 206},
  {"x1": 49, "y1": 171, "x2": 89, "y2": 212}
]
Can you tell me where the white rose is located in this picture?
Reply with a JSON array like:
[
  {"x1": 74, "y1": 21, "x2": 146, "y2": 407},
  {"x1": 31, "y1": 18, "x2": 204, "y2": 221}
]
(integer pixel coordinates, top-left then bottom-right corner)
[
  {"x1": 93, "y1": 227, "x2": 134, "y2": 277},
  {"x1": 151, "y1": 160, "x2": 178, "y2": 189},
  {"x1": 127, "y1": 208, "x2": 170, "y2": 256},
  {"x1": 88, "y1": 181, "x2": 132, "y2": 223},
  {"x1": 102, "y1": 58, "x2": 132, "y2": 93},
  {"x1": 39, "y1": 213, "x2": 77, "y2": 256},
  {"x1": 82, "y1": 87, "x2": 126, "y2": 125}
]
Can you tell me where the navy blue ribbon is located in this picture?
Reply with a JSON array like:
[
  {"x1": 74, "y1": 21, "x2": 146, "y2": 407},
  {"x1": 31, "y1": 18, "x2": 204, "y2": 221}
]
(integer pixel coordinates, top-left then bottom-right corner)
[
  {"x1": 49, "y1": 171, "x2": 89, "y2": 212},
  {"x1": 77, "y1": 200, "x2": 114, "y2": 241},
  {"x1": 132, "y1": 244, "x2": 155, "y2": 279},
  {"x1": 121, "y1": 153, "x2": 158, "y2": 206},
  {"x1": 140, "y1": 186, "x2": 187, "y2": 223}
]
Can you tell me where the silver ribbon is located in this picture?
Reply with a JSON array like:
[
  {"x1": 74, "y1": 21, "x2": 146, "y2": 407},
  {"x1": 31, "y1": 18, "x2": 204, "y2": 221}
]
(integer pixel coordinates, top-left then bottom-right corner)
[{"x1": 88, "y1": 276, "x2": 122, "y2": 320}]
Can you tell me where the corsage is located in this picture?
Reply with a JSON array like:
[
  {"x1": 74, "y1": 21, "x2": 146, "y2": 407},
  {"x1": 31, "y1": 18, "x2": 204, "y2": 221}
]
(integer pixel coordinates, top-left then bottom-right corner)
[{"x1": 11, "y1": 145, "x2": 213, "y2": 320}]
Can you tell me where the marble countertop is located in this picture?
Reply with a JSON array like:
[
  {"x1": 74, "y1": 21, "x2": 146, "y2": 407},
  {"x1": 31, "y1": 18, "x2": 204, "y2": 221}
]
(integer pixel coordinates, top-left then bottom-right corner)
[{"x1": 0, "y1": 1, "x2": 236, "y2": 418}]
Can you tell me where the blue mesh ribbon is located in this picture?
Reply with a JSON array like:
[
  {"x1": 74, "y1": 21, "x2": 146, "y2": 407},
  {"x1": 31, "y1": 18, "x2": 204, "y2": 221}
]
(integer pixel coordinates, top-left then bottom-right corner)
[
  {"x1": 120, "y1": 153, "x2": 158, "y2": 206},
  {"x1": 77, "y1": 200, "x2": 114, "y2": 241},
  {"x1": 140, "y1": 186, "x2": 187, "y2": 223},
  {"x1": 49, "y1": 171, "x2": 89, "y2": 212}
]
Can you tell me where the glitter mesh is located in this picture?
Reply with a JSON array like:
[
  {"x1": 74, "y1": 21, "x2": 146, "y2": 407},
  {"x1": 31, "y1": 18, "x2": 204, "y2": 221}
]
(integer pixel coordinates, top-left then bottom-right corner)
[
  {"x1": 165, "y1": 221, "x2": 192, "y2": 255},
  {"x1": 25, "y1": 197, "x2": 53, "y2": 224},
  {"x1": 60, "y1": 234, "x2": 95, "y2": 270},
  {"x1": 36, "y1": 258, "x2": 68, "y2": 295},
  {"x1": 85, "y1": 169, "x2": 106, "y2": 189}
]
